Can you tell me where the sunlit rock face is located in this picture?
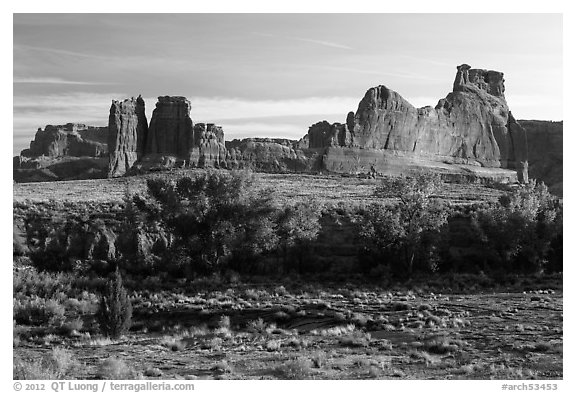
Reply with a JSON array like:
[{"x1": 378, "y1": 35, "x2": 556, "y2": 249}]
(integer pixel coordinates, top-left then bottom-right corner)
[{"x1": 307, "y1": 64, "x2": 529, "y2": 183}]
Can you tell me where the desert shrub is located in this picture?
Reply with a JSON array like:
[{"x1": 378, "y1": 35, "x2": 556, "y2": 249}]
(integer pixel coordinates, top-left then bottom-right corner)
[
  {"x1": 275, "y1": 358, "x2": 313, "y2": 379},
  {"x1": 13, "y1": 267, "x2": 74, "y2": 298},
  {"x1": 359, "y1": 174, "x2": 449, "y2": 278},
  {"x1": 13, "y1": 297, "x2": 66, "y2": 326},
  {"x1": 13, "y1": 348, "x2": 77, "y2": 379},
  {"x1": 473, "y1": 180, "x2": 562, "y2": 273},
  {"x1": 97, "y1": 357, "x2": 138, "y2": 379},
  {"x1": 130, "y1": 170, "x2": 280, "y2": 275},
  {"x1": 96, "y1": 268, "x2": 132, "y2": 338}
]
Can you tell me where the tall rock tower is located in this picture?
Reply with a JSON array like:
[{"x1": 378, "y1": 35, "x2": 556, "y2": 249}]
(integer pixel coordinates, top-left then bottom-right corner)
[
  {"x1": 145, "y1": 96, "x2": 194, "y2": 157},
  {"x1": 107, "y1": 95, "x2": 148, "y2": 177}
]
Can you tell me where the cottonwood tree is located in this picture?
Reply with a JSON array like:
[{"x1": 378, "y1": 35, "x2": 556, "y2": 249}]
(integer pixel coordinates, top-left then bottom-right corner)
[
  {"x1": 276, "y1": 202, "x2": 323, "y2": 273},
  {"x1": 361, "y1": 173, "x2": 449, "y2": 277},
  {"x1": 474, "y1": 180, "x2": 562, "y2": 272},
  {"x1": 131, "y1": 170, "x2": 279, "y2": 274}
]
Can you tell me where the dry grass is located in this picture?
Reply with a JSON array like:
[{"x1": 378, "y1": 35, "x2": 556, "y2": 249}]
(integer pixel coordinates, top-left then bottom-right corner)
[
  {"x1": 97, "y1": 357, "x2": 139, "y2": 379},
  {"x1": 13, "y1": 170, "x2": 507, "y2": 206}
]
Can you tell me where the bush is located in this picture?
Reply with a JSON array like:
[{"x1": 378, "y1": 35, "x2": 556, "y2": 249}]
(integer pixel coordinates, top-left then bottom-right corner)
[{"x1": 96, "y1": 268, "x2": 132, "y2": 338}]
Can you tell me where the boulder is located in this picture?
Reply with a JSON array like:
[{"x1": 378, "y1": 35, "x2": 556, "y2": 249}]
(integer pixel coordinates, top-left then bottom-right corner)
[{"x1": 107, "y1": 96, "x2": 148, "y2": 177}]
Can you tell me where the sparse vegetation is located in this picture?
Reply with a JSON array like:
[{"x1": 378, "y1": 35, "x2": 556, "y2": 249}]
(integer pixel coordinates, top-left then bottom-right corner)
[
  {"x1": 14, "y1": 348, "x2": 77, "y2": 380},
  {"x1": 13, "y1": 171, "x2": 562, "y2": 380}
]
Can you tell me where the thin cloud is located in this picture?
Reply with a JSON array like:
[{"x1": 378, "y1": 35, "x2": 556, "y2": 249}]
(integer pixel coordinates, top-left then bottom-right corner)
[
  {"x1": 253, "y1": 32, "x2": 352, "y2": 50},
  {"x1": 298, "y1": 64, "x2": 445, "y2": 82},
  {"x1": 14, "y1": 44, "x2": 107, "y2": 60},
  {"x1": 291, "y1": 37, "x2": 353, "y2": 50},
  {"x1": 183, "y1": 96, "x2": 357, "y2": 122},
  {"x1": 224, "y1": 122, "x2": 307, "y2": 141},
  {"x1": 396, "y1": 54, "x2": 454, "y2": 67},
  {"x1": 14, "y1": 77, "x2": 114, "y2": 86}
]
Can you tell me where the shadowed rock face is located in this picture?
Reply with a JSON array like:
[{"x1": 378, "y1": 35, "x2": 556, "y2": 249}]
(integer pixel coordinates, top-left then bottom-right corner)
[
  {"x1": 309, "y1": 64, "x2": 530, "y2": 182},
  {"x1": 308, "y1": 121, "x2": 353, "y2": 148},
  {"x1": 518, "y1": 120, "x2": 563, "y2": 195},
  {"x1": 107, "y1": 96, "x2": 148, "y2": 177},
  {"x1": 145, "y1": 96, "x2": 193, "y2": 156}
]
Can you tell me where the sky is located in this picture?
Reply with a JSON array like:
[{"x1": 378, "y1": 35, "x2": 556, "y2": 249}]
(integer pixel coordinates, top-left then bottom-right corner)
[{"x1": 13, "y1": 13, "x2": 563, "y2": 156}]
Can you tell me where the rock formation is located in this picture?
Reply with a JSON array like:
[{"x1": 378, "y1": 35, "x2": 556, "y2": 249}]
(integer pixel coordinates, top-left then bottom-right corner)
[
  {"x1": 188, "y1": 123, "x2": 227, "y2": 168},
  {"x1": 225, "y1": 138, "x2": 314, "y2": 172},
  {"x1": 107, "y1": 96, "x2": 148, "y2": 177},
  {"x1": 307, "y1": 64, "x2": 530, "y2": 182},
  {"x1": 307, "y1": 121, "x2": 353, "y2": 148},
  {"x1": 15, "y1": 64, "x2": 560, "y2": 186},
  {"x1": 14, "y1": 123, "x2": 109, "y2": 183},
  {"x1": 21, "y1": 123, "x2": 108, "y2": 158},
  {"x1": 135, "y1": 97, "x2": 229, "y2": 171}
]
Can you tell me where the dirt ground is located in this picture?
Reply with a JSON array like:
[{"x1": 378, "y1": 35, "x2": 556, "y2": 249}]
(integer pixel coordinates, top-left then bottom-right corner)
[{"x1": 14, "y1": 285, "x2": 562, "y2": 380}]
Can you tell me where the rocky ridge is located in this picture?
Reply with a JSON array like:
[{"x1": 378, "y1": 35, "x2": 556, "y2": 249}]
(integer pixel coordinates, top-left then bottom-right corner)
[{"x1": 14, "y1": 64, "x2": 562, "y2": 190}]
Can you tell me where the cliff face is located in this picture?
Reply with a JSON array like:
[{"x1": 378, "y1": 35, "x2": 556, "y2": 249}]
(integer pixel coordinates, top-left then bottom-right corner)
[
  {"x1": 309, "y1": 64, "x2": 529, "y2": 182},
  {"x1": 107, "y1": 96, "x2": 148, "y2": 177}
]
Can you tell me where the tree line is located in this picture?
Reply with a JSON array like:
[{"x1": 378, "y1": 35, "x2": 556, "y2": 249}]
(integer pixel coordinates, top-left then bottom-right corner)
[{"x1": 17, "y1": 170, "x2": 563, "y2": 280}]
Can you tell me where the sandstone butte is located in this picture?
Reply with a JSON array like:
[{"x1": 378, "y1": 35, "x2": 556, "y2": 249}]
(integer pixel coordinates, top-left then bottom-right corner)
[{"x1": 13, "y1": 64, "x2": 563, "y2": 192}]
